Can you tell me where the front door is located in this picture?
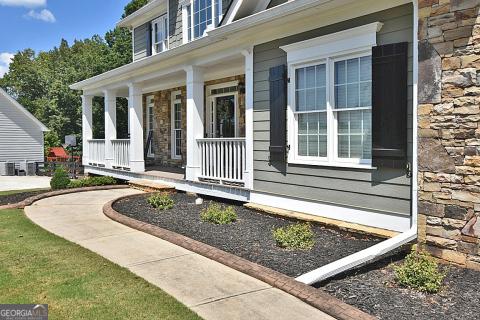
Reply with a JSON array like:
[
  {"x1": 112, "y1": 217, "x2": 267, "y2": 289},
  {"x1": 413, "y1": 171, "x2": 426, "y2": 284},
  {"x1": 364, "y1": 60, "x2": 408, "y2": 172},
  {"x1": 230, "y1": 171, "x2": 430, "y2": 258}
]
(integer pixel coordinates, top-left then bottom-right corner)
[{"x1": 211, "y1": 94, "x2": 237, "y2": 138}]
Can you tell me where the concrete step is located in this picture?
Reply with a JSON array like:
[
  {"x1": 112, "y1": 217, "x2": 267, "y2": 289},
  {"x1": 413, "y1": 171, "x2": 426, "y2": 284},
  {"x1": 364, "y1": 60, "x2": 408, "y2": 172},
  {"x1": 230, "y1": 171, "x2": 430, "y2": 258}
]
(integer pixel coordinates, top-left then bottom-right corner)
[{"x1": 128, "y1": 179, "x2": 175, "y2": 193}]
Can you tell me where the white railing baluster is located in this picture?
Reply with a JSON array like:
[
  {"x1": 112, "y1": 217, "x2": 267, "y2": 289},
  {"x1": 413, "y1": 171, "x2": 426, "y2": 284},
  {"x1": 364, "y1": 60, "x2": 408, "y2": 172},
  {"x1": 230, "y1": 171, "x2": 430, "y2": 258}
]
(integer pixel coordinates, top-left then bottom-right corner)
[
  {"x1": 87, "y1": 139, "x2": 105, "y2": 166},
  {"x1": 110, "y1": 139, "x2": 130, "y2": 169},
  {"x1": 196, "y1": 138, "x2": 246, "y2": 185}
]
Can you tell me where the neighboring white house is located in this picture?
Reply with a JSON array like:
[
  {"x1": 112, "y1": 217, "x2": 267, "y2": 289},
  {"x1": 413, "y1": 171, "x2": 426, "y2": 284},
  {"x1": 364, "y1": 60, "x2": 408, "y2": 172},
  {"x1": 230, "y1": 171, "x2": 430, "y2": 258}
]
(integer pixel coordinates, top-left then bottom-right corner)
[{"x1": 0, "y1": 87, "x2": 49, "y2": 163}]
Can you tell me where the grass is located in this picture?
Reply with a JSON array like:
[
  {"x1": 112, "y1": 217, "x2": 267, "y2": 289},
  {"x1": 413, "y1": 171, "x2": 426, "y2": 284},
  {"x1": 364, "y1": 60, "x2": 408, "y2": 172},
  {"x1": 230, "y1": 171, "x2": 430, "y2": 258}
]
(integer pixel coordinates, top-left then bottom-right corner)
[{"x1": 0, "y1": 209, "x2": 202, "y2": 320}]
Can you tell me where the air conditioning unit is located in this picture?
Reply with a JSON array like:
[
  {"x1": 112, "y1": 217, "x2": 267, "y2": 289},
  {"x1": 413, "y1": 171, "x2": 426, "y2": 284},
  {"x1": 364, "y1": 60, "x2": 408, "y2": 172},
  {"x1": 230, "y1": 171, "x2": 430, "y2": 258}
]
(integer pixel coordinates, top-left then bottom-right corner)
[
  {"x1": 19, "y1": 161, "x2": 37, "y2": 176},
  {"x1": 0, "y1": 162, "x2": 15, "y2": 176}
]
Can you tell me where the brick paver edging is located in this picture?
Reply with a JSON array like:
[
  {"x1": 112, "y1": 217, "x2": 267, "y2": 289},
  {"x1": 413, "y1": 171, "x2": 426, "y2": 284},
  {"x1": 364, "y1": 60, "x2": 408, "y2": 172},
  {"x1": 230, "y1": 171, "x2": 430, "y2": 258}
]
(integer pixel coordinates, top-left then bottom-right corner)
[
  {"x1": 0, "y1": 185, "x2": 130, "y2": 210},
  {"x1": 104, "y1": 194, "x2": 377, "y2": 320}
]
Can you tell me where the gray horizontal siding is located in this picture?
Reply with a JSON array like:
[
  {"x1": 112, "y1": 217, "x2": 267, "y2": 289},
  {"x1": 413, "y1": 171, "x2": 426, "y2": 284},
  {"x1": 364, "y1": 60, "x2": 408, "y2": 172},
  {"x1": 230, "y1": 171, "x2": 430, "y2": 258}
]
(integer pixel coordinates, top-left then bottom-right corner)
[
  {"x1": 252, "y1": 4, "x2": 414, "y2": 216},
  {"x1": 169, "y1": 0, "x2": 183, "y2": 49},
  {"x1": 0, "y1": 95, "x2": 44, "y2": 163},
  {"x1": 134, "y1": 23, "x2": 148, "y2": 61}
]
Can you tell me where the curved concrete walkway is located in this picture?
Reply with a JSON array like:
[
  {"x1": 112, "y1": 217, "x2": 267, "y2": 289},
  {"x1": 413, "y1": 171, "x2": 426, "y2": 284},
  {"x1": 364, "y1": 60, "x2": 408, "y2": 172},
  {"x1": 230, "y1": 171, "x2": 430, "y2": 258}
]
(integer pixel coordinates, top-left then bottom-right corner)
[{"x1": 25, "y1": 189, "x2": 334, "y2": 320}]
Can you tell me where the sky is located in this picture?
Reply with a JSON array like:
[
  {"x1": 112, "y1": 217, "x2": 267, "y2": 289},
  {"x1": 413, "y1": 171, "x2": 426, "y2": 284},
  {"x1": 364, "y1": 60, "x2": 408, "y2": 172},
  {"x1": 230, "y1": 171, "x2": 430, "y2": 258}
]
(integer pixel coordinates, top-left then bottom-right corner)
[{"x1": 0, "y1": 0, "x2": 132, "y2": 77}]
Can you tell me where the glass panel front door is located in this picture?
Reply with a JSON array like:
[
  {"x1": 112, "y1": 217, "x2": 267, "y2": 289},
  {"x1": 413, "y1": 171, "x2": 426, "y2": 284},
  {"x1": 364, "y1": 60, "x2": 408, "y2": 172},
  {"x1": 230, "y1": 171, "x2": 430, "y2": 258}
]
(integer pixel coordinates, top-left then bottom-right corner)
[{"x1": 214, "y1": 95, "x2": 235, "y2": 138}]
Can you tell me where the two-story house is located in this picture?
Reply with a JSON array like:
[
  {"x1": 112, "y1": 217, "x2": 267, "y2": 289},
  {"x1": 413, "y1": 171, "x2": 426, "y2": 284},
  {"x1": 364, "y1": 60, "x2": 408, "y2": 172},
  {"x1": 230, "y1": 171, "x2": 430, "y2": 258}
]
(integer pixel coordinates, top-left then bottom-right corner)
[{"x1": 71, "y1": 0, "x2": 480, "y2": 273}]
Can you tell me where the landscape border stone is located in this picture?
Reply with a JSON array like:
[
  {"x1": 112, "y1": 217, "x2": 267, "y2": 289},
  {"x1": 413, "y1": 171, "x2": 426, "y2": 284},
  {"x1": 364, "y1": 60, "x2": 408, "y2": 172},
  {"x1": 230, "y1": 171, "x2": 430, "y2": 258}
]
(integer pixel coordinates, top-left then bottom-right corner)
[{"x1": 104, "y1": 193, "x2": 377, "y2": 320}]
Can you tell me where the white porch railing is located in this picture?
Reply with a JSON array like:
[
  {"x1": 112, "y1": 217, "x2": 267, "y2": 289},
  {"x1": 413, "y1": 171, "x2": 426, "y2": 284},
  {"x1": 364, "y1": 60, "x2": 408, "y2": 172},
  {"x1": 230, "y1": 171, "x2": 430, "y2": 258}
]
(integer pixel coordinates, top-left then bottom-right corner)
[
  {"x1": 197, "y1": 138, "x2": 246, "y2": 185},
  {"x1": 112, "y1": 139, "x2": 130, "y2": 169},
  {"x1": 87, "y1": 139, "x2": 105, "y2": 166}
]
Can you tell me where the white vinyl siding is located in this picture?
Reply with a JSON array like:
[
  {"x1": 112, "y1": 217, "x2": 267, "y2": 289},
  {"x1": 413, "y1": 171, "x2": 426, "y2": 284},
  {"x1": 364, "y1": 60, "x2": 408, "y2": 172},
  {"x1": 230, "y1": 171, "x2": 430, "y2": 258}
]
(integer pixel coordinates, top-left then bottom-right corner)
[{"x1": 0, "y1": 93, "x2": 45, "y2": 163}]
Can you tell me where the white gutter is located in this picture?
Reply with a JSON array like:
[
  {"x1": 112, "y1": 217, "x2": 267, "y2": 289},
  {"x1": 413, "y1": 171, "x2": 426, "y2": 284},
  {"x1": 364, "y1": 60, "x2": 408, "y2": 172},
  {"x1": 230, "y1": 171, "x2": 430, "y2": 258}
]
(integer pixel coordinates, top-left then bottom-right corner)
[{"x1": 296, "y1": 0, "x2": 419, "y2": 285}]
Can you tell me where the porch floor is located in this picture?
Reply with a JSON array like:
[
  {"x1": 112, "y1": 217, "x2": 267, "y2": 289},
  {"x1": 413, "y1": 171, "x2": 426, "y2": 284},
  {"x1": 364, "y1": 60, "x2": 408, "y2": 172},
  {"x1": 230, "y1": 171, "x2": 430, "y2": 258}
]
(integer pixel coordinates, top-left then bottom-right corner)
[{"x1": 144, "y1": 166, "x2": 185, "y2": 180}]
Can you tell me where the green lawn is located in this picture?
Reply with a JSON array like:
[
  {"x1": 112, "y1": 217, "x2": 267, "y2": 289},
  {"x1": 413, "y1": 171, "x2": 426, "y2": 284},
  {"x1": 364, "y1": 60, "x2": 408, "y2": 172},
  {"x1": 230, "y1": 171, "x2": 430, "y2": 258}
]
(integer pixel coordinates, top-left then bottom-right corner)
[{"x1": 0, "y1": 209, "x2": 202, "y2": 320}]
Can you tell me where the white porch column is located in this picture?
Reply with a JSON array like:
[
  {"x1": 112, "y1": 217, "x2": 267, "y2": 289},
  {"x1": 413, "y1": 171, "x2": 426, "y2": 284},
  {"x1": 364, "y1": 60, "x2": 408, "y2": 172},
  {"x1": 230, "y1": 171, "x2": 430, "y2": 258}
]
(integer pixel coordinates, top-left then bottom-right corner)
[
  {"x1": 104, "y1": 89, "x2": 117, "y2": 168},
  {"x1": 128, "y1": 83, "x2": 145, "y2": 172},
  {"x1": 242, "y1": 48, "x2": 254, "y2": 189},
  {"x1": 185, "y1": 66, "x2": 204, "y2": 181},
  {"x1": 81, "y1": 94, "x2": 93, "y2": 165}
]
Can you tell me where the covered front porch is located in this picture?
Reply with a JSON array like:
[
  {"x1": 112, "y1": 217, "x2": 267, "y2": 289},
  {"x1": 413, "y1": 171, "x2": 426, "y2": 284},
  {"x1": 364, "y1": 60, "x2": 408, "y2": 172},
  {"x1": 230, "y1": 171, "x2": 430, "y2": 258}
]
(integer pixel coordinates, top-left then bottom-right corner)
[{"x1": 80, "y1": 49, "x2": 253, "y2": 188}]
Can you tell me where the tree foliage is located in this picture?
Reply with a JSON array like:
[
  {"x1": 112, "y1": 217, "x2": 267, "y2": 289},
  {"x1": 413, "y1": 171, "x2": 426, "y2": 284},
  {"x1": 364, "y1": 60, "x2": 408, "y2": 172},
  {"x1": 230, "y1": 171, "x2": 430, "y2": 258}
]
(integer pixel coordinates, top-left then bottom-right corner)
[
  {"x1": 122, "y1": 0, "x2": 149, "y2": 18},
  {"x1": 0, "y1": 1, "x2": 144, "y2": 151}
]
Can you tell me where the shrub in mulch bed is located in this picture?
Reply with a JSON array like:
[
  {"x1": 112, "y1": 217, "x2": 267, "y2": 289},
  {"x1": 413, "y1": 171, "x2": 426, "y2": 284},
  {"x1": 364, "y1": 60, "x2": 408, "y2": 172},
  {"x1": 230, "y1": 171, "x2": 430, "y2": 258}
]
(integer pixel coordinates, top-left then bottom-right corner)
[
  {"x1": 200, "y1": 203, "x2": 237, "y2": 225},
  {"x1": 68, "y1": 176, "x2": 118, "y2": 189},
  {"x1": 147, "y1": 193, "x2": 175, "y2": 210},
  {"x1": 273, "y1": 223, "x2": 315, "y2": 250},
  {"x1": 319, "y1": 249, "x2": 480, "y2": 320},
  {"x1": 112, "y1": 192, "x2": 380, "y2": 278}
]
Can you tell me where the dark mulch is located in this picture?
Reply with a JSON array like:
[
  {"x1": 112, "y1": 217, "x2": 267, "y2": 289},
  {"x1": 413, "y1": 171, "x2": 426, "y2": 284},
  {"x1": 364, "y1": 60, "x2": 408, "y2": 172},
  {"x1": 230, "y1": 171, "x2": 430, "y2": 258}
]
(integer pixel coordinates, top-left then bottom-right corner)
[
  {"x1": 0, "y1": 190, "x2": 50, "y2": 206},
  {"x1": 319, "y1": 249, "x2": 480, "y2": 320},
  {"x1": 112, "y1": 192, "x2": 381, "y2": 277}
]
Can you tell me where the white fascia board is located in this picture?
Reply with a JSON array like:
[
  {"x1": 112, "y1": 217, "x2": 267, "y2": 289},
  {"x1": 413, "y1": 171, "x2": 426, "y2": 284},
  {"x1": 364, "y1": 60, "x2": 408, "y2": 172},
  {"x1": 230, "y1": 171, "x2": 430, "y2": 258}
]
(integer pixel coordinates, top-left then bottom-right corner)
[
  {"x1": 117, "y1": 0, "x2": 167, "y2": 29},
  {"x1": 280, "y1": 22, "x2": 383, "y2": 64},
  {"x1": 0, "y1": 88, "x2": 49, "y2": 132}
]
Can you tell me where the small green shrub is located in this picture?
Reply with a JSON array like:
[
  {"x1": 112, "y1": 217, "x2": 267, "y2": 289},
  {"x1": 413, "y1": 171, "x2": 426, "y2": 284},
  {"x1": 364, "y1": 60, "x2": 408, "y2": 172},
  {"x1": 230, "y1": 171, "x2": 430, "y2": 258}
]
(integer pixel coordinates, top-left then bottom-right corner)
[
  {"x1": 394, "y1": 249, "x2": 445, "y2": 293},
  {"x1": 69, "y1": 176, "x2": 118, "y2": 188},
  {"x1": 200, "y1": 203, "x2": 237, "y2": 225},
  {"x1": 50, "y1": 167, "x2": 71, "y2": 190},
  {"x1": 147, "y1": 193, "x2": 175, "y2": 210},
  {"x1": 273, "y1": 223, "x2": 315, "y2": 250}
]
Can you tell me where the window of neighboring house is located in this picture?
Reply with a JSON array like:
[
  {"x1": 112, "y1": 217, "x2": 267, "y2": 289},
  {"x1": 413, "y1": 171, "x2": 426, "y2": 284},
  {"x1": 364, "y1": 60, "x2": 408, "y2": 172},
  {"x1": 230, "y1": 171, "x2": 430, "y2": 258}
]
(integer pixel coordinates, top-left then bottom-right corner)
[
  {"x1": 152, "y1": 14, "x2": 168, "y2": 54},
  {"x1": 171, "y1": 91, "x2": 182, "y2": 159},
  {"x1": 146, "y1": 95, "x2": 155, "y2": 157},
  {"x1": 183, "y1": 0, "x2": 222, "y2": 43},
  {"x1": 283, "y1": 22, "x2": 381, "y2": 168}
]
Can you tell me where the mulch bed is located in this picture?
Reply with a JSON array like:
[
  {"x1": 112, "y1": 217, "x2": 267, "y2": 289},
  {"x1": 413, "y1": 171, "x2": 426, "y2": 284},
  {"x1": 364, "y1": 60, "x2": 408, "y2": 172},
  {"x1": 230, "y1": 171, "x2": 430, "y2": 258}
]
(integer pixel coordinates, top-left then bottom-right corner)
[
  {"x1": 112, "y1": 192, "x2": 381, "y2": 278},
  {"x1": 0, "y1": 190, "x2": 50, "y2": 206},
  {"x1": 319, "y1": 250, "x2": 480, "y2": 320}
]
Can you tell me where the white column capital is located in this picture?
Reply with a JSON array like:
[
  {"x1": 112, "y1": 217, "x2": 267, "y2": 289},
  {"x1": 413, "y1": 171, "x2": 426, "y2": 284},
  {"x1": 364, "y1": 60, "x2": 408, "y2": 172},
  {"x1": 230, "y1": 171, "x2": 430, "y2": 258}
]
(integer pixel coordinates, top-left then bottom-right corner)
[
  {"x1": 241, "y1": 47, "x2": 253, "y2": 57},
  {"x1": 184, "y1": 65, "x2": 205, "y2": 84},
  {"x1": 128, "y1": 82, "x2": 143, "y2": 97}
]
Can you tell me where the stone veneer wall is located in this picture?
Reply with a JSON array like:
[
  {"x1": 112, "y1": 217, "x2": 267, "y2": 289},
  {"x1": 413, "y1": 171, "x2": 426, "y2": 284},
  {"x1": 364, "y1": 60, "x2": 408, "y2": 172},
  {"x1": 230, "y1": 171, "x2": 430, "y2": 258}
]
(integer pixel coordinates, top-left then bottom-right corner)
[
  {"x1": 143, "y1": 75, "x2": 246, "y2": 167},
  {"x1": 418, "y1": 0, "x2": 480, "y2": 270}
]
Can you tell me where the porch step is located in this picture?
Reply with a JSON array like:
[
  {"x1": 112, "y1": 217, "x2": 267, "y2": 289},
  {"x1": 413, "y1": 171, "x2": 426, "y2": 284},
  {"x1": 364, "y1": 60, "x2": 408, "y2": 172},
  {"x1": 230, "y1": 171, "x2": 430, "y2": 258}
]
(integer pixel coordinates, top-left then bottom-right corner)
[{"x1": 128, "y1": 179, "x2": 175, "y2": 193}]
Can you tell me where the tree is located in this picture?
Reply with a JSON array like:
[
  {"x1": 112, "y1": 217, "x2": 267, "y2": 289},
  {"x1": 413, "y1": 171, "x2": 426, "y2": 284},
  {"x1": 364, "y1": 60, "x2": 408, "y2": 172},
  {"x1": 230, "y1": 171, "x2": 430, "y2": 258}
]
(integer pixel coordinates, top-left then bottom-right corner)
[
  {"x1": 122, "y1": 0, "x2": 149, "y2": 18},
  {"x1": 0, "y1": 0, "x2": 142, "y2": 152}
]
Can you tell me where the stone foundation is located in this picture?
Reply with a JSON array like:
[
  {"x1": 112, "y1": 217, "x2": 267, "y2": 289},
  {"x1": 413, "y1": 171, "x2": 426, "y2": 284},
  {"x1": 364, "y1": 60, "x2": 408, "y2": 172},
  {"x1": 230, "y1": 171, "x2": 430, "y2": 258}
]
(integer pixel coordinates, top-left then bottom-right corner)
[{"x1": 418, "y1": 0, "x2": 480, "y2": 270}]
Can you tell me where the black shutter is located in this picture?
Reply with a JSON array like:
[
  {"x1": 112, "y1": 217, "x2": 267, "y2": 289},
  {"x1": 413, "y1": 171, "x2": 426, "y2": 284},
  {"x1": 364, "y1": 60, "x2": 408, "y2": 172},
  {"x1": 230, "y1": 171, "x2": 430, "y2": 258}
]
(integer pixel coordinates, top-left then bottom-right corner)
[
  {"x1": 372, "y1": 42, "x2": 408, "y2": 168},
  {"x1": 146, "y1": 22, "x2": 152, "y2": 57},
  {"x1": 269, "y1": 65, "x2": 288, "y2": 163}
]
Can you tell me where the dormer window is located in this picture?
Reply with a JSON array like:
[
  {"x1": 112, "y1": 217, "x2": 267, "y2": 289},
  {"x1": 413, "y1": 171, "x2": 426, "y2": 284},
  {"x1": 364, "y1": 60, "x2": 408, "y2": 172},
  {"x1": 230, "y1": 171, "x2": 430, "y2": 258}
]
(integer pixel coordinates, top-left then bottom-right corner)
[
  {"x1": 183, "y1": 0, "x2": 222, "y2": 43},
  {"x1": 152, "y1": 14, "x2": 168, "y2": 54}
]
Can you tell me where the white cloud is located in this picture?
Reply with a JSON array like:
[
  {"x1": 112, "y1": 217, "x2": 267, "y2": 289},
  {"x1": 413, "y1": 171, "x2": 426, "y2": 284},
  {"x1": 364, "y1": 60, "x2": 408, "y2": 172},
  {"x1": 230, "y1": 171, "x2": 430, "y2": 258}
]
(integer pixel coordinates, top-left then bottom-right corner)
[
  {"x1": 25, "y1": 8, "x2": 55, "y2": 23},
  {"x1": 0, "y1": 52, "x2": 14, "y2": 78},
  {"x1": 0, "y1": 0, "x2": 46, "y2": 8}
]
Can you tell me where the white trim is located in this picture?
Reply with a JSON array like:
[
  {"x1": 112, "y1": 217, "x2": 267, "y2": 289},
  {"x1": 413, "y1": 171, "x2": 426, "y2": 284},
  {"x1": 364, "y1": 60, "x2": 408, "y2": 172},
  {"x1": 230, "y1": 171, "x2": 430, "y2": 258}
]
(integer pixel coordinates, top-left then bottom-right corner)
[
  {"x1": 0, "y1": 88, "x2": 49, "y2": 132},
  {"x1": 280, "y1": 22, "x2": 383, "y2": 62},
  {"x1": 249, "y1": 191, "x2": 411, "y2": 232},
  {"x1": 171, "y1": 90, "x2": 182, "y2": 160},
  {"x1": 152, "y1": 13, "x2": 169, "y2": 55},
  {"x1": 284, "y1": 23, "x2": 380, "y2": 168},
  {"x1": 205, "y1": 81, "x2": 240, "y2": 138}
]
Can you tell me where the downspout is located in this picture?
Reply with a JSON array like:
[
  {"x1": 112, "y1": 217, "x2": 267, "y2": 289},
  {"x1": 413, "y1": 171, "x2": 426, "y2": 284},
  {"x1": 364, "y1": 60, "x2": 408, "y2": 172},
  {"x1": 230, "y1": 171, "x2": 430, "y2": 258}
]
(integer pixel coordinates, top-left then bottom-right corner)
[{"x1": 296, "y1": 0, "x2": 419, "y2": 285}]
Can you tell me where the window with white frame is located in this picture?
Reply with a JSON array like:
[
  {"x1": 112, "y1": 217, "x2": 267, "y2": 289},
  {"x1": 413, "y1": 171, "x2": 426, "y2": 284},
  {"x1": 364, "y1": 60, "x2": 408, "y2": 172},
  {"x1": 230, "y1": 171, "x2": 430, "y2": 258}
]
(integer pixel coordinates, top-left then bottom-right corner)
[
  {"x1": 282, "y1": 22, "x2": 382, "y2": 168},
  {"x1": 183, "y1": 0, "x2": 222, "y2": 42},
  {"x1": 171, "y1": 91, "x2": 182, "y2": 159},
  {"x1": 152, "y1": 14, "x2": 168, "y2": 54}
]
